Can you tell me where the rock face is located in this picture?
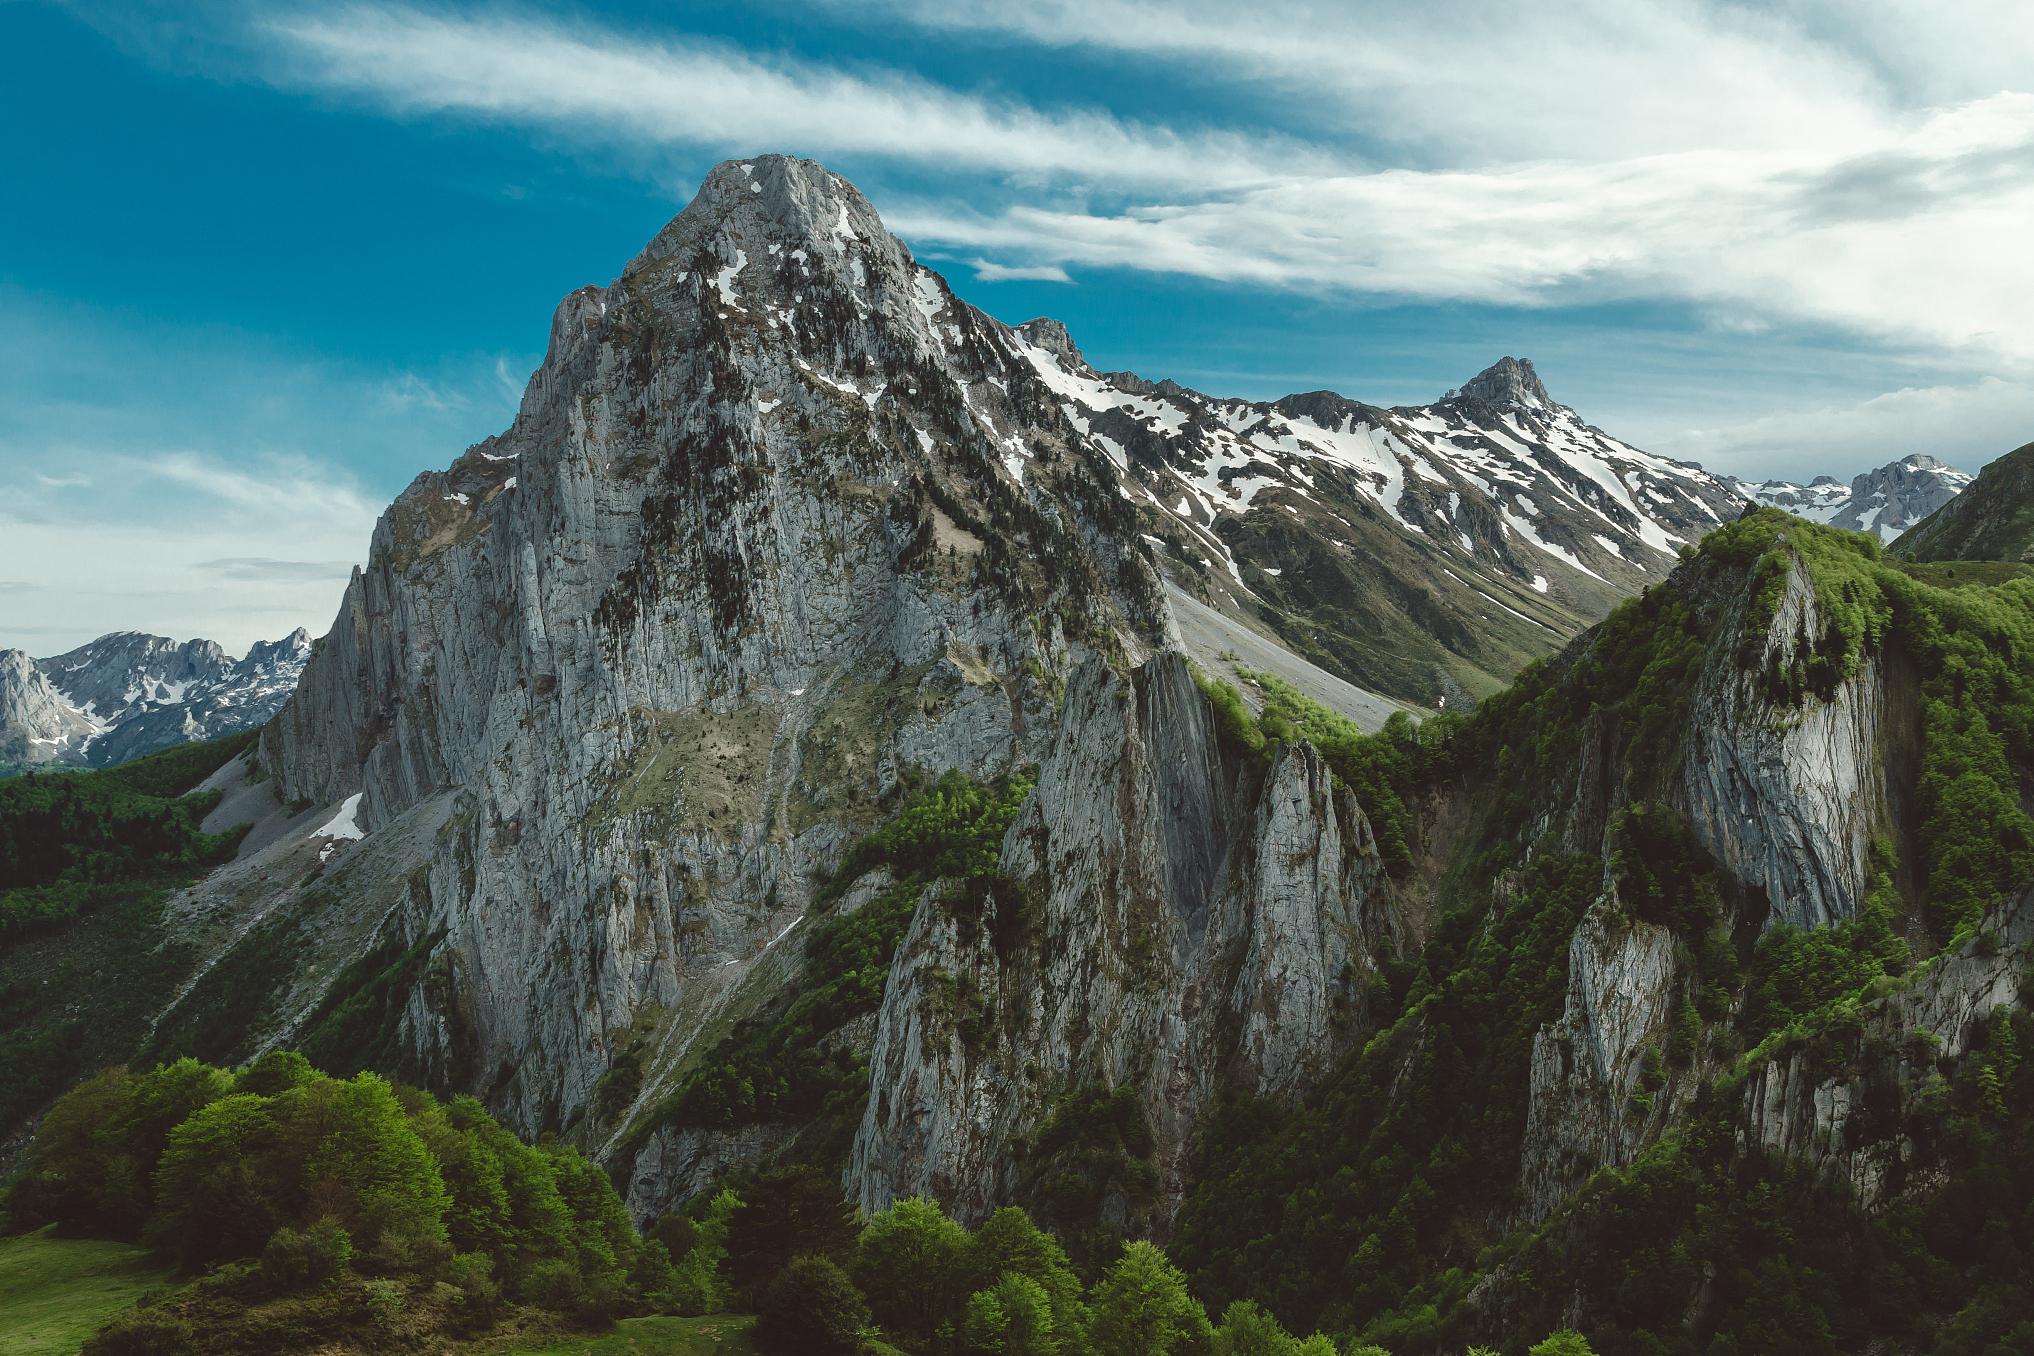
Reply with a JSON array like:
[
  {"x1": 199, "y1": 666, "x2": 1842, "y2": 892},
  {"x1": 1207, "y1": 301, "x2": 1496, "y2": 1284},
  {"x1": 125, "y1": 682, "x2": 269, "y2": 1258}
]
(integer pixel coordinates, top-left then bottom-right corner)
[
  {"x1": 849, "y1": 654, "x2": 1395, "y2": 1223},
  {"x1": 231, "y1": 154, "x2": 2008, "y2": 1247},
  {"x1": 1741, "y1": 454, "x2": 1972, "y2": 544},
  {"x1": 0, "y1": 629, "x2": 312, "y2": 770},
  {"x1": 1450, "y1": 354, "x2": 1554, "y2": 410},
  {"x1": 1514, "y1": 525, "x2": 1903, "y2": 1218},
  {"x1": 0, "y1": 649, "x2": 96, "y2": 767},
  {"x1": 262, "y1": 155, "x2": 1170, "y2": 1141},
  {"x1": 1740, "y1": 889, "x2": 2032, "y2": 1208},
  {"x1": 1681, "y1": 555, "x2": 1888, "y2": 929},
  {"x1": 1517, "y1": 890, "x2": 1680, "y2": 1221}
]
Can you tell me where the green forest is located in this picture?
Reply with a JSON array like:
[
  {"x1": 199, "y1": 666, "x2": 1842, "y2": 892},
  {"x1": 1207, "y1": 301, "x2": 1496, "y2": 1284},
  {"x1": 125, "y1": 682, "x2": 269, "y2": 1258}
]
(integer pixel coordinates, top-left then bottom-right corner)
[{"x1": 3, "y1": 1049, "x2": 1605, "y2": 1356}]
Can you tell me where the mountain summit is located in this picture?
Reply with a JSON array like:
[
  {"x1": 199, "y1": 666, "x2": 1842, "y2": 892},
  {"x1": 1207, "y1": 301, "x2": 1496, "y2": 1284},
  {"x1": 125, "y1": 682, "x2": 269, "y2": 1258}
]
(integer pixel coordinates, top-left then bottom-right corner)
[{"x1": 1451, "y1": 354, "x2": 1554, "y2": 410}]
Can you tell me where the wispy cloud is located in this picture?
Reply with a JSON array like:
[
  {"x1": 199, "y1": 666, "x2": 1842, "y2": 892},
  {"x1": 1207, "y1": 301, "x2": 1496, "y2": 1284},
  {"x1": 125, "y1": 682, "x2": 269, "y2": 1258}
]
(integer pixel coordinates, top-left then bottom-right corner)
[
  {"x1": 258, "y1": 4, "x2": 1330, "y2": 191},
  {"x1": 968, "y1": 258, "x2": 1073, "y2": 284},
  {"x1": 835, "y1": 0, "x2": 2034, "y2": 161},
  {"x1": 199, "y1": 556, "x2": 360, "y2": 582},
  {"x1": 232, "y1": 2, "x2": 2034, "y2": 371},
  {"x1": 126, "y1": 449, "x2": 384, "y2": 521},
  {"x1": 376, "y1": 370, "x2": 469, "y2": 413},
  {"x1": 888, "y1": 97, "x2": 2034, "y2": 363},
  {"x1": 0, "y1": 290, "x2": 519, "y2": 652}
]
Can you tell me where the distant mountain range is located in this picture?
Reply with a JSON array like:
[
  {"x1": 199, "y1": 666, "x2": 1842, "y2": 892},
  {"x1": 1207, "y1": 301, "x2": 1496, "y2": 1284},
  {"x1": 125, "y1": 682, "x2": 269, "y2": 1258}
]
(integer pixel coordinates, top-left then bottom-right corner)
[
  {"x1": 0, "y1": 628, "x2": 311, "y2": 772},
  {"x1": 1736, "y1": 453, "x2": 1972, "y2": 543},
  {"x1": 1011, "y1": 338, "x2": 1744, "y2": 706}
]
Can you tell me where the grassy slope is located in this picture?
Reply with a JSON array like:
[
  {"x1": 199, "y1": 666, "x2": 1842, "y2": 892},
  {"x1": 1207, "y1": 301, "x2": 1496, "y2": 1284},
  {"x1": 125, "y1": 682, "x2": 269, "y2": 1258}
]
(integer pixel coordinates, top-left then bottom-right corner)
[
  {"x1": 0, "y1": 1227, "x2": 172, "y2": 1356},
  {"x1": 0, "y1": 732, "x2": 258, "y2": 1139}
]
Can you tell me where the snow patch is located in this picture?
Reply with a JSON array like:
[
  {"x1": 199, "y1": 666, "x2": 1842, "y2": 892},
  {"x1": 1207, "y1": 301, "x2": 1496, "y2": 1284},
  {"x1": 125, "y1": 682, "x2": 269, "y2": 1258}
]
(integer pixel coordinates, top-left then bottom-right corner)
[{"x1": 313, "y1": 793, "x2": 365, "y2": 842}]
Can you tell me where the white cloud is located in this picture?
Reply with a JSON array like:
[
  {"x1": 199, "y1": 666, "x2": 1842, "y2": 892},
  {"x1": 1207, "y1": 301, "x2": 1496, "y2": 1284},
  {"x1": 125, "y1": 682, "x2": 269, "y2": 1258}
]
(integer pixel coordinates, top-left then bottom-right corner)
[
  {"x1": 238, "y1": 2, "x2": 2034, "y2": 371},
  {"x1": 0, "y1": 446, "x2": 380, "y2": 655},
  {"x1": 887, "y1": 94, "x2": 2034, "y2": 365},
  {"x1": 841, "y1": 0, "x2": 1893, "y2": 162},
  {"x1": 258, "y1": 4, "x2": 1332, "y2": 191},
  {"x1": 840, "y1": 0, "x2": 2034, "y2": 163},
  {"x1": 968, "y1": 258, "x2": 1073, "y2": 284}
]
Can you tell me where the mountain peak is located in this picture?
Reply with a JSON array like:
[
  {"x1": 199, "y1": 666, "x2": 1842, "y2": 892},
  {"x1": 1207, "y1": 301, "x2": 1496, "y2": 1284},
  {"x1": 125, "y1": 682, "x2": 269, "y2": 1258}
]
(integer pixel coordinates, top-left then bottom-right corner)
[
  {"x1": 626, "y1": 154, "x2": 891, "y2": 279},
  {"x1": 1016, "y1": 317, "x2": 1084, "y2": 367},
  {"x1": 1452, "y1": 356, "x2": 1553, "y2": 411}
]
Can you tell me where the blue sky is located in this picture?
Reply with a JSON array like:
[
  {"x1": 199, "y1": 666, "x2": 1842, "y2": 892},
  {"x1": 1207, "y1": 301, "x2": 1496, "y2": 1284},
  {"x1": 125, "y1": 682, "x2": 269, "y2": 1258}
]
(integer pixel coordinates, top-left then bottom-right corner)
[{"x1": 4, "y1": 0, "x2": 2033, "y2": 651}]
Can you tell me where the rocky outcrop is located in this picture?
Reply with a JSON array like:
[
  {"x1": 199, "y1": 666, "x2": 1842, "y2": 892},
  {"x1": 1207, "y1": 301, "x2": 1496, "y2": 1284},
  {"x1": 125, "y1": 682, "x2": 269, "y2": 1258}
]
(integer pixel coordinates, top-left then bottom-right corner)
[
  {"x1": 1682, "y1": 552, "x2": 1887, "y2": 929},
  {"x1": 848, "y1": 653, "x2": 1394, "y2": 1223},
  {"x1": 1516, "y1": 891, "x2": 1682, "y2": 1222},
  {"x1": 1740, "y1": 889, "x2": 2032, "y2": 1208},
  {"x1": 0, "y1": 649, "x2": 95, "y2": 767},
  {"x1": 1450, "y1": 355, "x2": 1554, "y2": 412}
]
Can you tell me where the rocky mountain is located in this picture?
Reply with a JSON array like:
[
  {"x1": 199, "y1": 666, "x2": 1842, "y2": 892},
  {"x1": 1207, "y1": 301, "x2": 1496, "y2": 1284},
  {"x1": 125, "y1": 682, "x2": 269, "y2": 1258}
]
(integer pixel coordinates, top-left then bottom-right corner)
[
  {"x1": 86, "y1": 154, "x2": 1413, "y2": 1226},
  {"x1": 1892, "y1": 438, "x2": 2034, "y2": 563},
  {"x1": 16, "y1": 155, "x2": 2031, "y2": 1353},
  {"x1": 1008, "y1": 338, "x2": 1743, "y2": 707},
  {"x1": 1738, "y1": 452, "x2": 1971, "y2": 543},
  {"x1": 0, "y1": 629, "x2": 311, "y2": 772},
  {"x1": 0, "y1": 649, "x2": 98, "y2": 767}
]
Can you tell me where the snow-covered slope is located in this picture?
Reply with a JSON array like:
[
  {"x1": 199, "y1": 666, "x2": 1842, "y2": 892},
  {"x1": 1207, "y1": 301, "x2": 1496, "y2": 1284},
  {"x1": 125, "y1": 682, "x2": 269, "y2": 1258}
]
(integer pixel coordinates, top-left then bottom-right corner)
[
  {"x1": 1009, "y1": 335, "x2": 1745, "y2": 705},
  {"x1": 0, "y1": 629, "x2": 312, "y2": 770},
  {"x1": 1738, "y1": 454, "x2": 1971, "y2": 543}
]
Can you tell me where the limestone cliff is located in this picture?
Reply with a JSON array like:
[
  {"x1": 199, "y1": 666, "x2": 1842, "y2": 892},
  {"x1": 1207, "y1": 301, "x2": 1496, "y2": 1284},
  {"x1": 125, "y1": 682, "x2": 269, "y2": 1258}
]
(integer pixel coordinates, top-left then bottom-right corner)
[
  {"x1": 849, "y1": 654, "x2": 1394, "y2": 1224},
  {"x1": 260, "y1": 155, "x2": 1168, "y2": 1143}
]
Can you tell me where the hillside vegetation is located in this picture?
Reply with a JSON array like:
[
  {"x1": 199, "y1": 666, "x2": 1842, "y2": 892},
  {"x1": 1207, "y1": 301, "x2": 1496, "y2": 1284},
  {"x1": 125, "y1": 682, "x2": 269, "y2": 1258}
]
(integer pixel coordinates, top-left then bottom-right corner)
[
  {"x1": 0, "y1": 732, "x2": 256, "y2": 1136},
  {"x1": 1168, "y1": 510, "x2": 2034, "y2": 1352},
  {"x1": 2, "y1": 1048, "x2": 1607, "y2": 1356}
]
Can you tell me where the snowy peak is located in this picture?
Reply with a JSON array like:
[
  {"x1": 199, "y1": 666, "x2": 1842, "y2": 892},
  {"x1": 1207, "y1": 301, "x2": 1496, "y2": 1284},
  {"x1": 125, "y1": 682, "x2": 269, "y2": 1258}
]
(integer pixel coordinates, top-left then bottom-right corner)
[
  {"x1": 0, "y1": 628, "x2": 313, "y2": 770},
  {"x1": 1016, "y1": 317, "x2": 1084, "y2": 367},
  {"x1": 1738, "y1": 454, "x2": 1972, "y2": 543},
  {"x1": 1006, "y1": 324, "x2": 1743, "y2": 703},
  {"x1": 1450, "y1": 355, "x2": 1554, "y2": 412}
]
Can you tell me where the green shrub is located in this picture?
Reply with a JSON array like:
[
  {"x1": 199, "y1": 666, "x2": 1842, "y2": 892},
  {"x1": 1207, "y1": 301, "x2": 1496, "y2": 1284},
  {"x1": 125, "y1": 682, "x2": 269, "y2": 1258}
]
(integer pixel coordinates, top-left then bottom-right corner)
[
  {"x1": 522, "y1": 1257, "x2": 588, "y2": 1313},
  {"x1": 754, "y1": 1254, "x2": 869, "y2": 1356},
  {"x1": 260, "y1": 1218, "x2": 353, "y2": 1290},
  {"x1": 358, "y1": 1276, "x2": 407, "y2": 1330},
  {"x1": 446, "y1": 1250, "x2": 503, "y2": 1325}
]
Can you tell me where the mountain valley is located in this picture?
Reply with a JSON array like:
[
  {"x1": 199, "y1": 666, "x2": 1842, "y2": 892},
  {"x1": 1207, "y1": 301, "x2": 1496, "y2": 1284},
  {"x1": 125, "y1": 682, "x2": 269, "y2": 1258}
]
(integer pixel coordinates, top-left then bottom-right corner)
[{"x1": 4, "y1": 156, "x2": 2032, "y2": 1356}]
